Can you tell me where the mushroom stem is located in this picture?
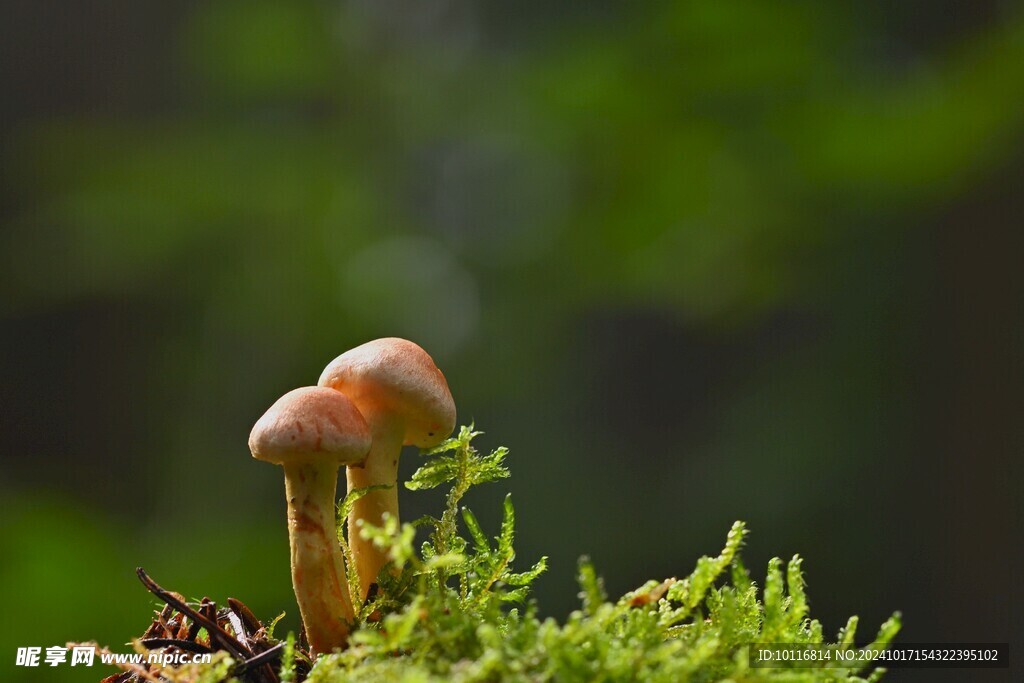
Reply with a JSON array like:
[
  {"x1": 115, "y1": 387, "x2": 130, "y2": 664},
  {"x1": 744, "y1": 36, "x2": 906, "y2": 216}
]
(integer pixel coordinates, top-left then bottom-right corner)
[
  {"x1": 346, "y1": 412, "x2": 405, "y2": 600},
  {"x1": 282, "y1": 460, "x2": 354, "y2": 655}
]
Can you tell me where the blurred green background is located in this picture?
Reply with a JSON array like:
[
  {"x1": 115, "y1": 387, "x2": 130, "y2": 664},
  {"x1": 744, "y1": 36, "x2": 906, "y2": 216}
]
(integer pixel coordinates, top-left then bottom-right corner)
[{"x1": 1, "y1": 2, "x2": 1020, "y2": 682}]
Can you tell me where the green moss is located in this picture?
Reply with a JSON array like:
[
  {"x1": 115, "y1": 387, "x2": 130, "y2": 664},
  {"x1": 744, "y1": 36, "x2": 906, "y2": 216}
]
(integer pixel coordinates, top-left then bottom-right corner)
[{"x1": 302, "y1": 426, "x2": 899, "y2": 682}]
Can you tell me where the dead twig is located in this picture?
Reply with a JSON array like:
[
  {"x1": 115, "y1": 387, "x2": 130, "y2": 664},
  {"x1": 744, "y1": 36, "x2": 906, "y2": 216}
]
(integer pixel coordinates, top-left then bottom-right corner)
[
  {"x1": 138, "y1": 638, "x2": 213, "y2": 655},
  {"x1": 233, "y1": 643, "x2": 285, "y2": 677},
  {"x1": 135, "y1": 568, "x2": 250, "y2": 661}
]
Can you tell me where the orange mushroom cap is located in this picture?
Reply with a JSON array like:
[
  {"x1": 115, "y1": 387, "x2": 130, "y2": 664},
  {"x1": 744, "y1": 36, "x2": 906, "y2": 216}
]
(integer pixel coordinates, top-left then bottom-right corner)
[
  {"x1": 317, "y1": 338, "x2": 456, "y2": 449},
  {"x1": 249, "y1": 386, "x2": 371, "y2": 466}
]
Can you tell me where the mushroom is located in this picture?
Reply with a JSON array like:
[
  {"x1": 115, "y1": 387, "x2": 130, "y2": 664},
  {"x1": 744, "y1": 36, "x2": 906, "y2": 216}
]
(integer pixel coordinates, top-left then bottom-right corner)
[
  {"x1": 318, "y1": 338, "x2": 456, "y2": 599},
  {"x1": 248, "y1": 386, "x2": 370, "y2": 655}
]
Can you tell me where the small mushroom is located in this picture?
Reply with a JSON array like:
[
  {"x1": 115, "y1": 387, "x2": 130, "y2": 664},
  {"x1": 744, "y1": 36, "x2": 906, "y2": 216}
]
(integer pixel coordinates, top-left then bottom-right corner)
[
  {"x1": 318, "y1": 338, "x2": 456, "y2": 599},
  {"x1": 248, "y1": 386, "x2": 370, "y2": 655}
]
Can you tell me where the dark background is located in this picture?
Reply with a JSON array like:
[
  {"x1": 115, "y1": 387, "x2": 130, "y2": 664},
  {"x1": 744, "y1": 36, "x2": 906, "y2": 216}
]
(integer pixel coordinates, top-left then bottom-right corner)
[{"x1": 1, "y1": 2, "x2": 1020, "y2": 682}]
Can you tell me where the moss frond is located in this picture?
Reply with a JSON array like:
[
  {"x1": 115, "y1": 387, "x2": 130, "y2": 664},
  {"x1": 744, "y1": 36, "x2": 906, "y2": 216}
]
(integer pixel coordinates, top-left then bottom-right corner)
[{"x1": 302, "y1": 426, "x2": 899, "y2": 682}]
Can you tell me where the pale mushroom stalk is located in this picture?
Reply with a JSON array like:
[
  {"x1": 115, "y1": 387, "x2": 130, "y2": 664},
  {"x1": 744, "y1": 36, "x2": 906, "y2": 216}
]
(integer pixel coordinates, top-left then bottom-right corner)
[
  {"x1": 283, "y1": 461, "x2": 354, "y2": 652},
  {"x1": 345, "y1": 411, "x2": 405, "y2": 593},
  {"x1": 249, "y1": 386, "x2": 371, "y2": 656}
]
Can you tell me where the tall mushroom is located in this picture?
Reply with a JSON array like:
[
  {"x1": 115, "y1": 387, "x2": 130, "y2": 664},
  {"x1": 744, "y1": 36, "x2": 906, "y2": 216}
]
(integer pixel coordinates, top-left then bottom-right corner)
[
  {"x1": 248, "y1": 386, "x2": 370, "y2": 655},
  {"x1": 318, "y1": 338, "x2": 456, "y2": 599}
]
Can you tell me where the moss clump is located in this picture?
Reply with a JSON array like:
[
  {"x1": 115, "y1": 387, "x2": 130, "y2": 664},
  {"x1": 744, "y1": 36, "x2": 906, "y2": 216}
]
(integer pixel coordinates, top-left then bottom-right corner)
[{"x1": 301, "y1": 426, "x2": 899, "y2": 683}]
